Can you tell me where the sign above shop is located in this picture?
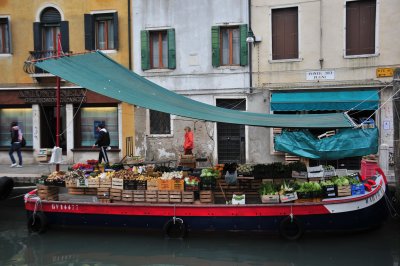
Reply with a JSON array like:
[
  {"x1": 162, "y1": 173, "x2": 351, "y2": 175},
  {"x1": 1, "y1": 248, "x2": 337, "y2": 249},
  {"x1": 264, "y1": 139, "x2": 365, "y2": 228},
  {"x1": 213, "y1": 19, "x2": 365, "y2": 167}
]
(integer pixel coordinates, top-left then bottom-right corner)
[
  {"x1": 306, "y1": 71, "x2": 335, "y2": 81},
  {"x1": 376, "y1": 67, "x2": 394, "y2": 78},
  {"x1": 19, "y1": 88, "x2": 87, "y2": 104}
]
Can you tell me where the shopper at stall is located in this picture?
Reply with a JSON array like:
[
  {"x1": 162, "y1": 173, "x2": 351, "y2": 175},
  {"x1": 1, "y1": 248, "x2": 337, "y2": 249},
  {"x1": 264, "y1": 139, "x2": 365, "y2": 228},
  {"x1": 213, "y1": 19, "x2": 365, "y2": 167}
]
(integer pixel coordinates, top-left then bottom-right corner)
[
  {"x1": 9, "y1": 121, "x2": 22, "y2": 167},
  {"x1": 92, "y1": 124, "x2": 110, "y2": 164},
  {"x1": 183, "y1": 126, "x2": 194, "y2": 155}
]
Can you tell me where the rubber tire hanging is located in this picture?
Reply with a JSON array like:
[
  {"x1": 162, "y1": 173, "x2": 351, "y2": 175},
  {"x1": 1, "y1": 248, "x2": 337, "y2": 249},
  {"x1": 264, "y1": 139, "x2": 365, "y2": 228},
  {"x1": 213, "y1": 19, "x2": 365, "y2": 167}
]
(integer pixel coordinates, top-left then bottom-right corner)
[
  {"x1": 163, "y1": 218, "x2": 187, "y2": 239},
  {"x1": 279, "y1": 216, "x2": 304, "y2": 240},
  {"x1": 28, "y1": 212, "x2": 48, "y2": 234}
]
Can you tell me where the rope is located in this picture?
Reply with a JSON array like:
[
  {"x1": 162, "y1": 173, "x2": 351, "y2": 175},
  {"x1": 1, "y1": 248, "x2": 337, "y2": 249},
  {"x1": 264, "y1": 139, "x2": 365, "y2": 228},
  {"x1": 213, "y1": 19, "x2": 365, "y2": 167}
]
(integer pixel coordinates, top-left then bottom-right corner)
[{"x1": 32, "y1": 198, "x2": 43, "y2": 225}]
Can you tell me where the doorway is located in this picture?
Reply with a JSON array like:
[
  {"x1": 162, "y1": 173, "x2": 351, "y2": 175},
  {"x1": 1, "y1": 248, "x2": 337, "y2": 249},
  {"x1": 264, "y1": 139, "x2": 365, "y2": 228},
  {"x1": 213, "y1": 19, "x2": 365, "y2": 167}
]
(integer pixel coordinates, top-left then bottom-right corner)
[
  {"x1": 216, "y1": 99, "x2": 246, "y2": 164},
  {"x1": 40, "y1": 105, "x2": 66, "y2": 154}
]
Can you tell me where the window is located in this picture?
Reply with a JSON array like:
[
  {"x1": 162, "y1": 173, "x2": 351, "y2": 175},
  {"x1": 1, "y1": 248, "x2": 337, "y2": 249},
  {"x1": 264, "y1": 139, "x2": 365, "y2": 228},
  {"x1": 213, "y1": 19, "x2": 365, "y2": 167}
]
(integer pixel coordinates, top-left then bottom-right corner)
[
  {"x1": 346, "y1": 0, "x2": 376, "y2": 56},
  {"x1": 149, "y1": 110, "x2": 171, "y2": 135},
  {"x1": 271, "y1": 7, "x2": 298, "y2": 60},
  {"x1": 0, "y1": 17, "x2": 11, "y2": 54},
  {"x1": 77, "y1": 107, "x2": 118, "y2": 147},
  {"x1": 85, "y1": 12, "x2": 119, "y2": 51},
  {"x1": 0, "y1": 108, "x2": 32, "y2": 147},
  {"x1": 141, "y1": 29, "x2": 176, "y2": 70},
  {"x1": 212, "y1": 25, "x2": 248, "y2": 67},
  {"x1": 33, "y1": 7, "x2": 69, "y2": 53}
]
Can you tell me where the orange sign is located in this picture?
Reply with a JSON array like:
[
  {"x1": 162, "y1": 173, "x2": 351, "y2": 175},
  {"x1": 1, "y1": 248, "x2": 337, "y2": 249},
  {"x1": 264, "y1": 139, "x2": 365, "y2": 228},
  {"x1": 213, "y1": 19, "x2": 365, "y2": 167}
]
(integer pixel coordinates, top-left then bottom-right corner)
[{"x1": 376, "y1": 68, "x2": 394, "y2": 78}]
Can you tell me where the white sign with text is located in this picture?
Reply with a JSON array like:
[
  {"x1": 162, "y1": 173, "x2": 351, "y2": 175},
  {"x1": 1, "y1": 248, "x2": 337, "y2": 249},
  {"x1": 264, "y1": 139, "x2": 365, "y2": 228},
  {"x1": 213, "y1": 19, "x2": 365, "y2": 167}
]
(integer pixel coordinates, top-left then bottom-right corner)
[{"x1": 306, "y1": 71, "x2": 335, "y2": 80}]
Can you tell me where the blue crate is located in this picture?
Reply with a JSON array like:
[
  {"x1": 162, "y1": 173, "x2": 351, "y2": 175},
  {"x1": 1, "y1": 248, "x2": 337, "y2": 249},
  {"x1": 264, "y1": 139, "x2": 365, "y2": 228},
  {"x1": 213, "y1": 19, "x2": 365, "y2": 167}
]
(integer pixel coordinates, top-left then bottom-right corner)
[{"x1": 351, "y1": 184, "x2": 365, "y2": 195}]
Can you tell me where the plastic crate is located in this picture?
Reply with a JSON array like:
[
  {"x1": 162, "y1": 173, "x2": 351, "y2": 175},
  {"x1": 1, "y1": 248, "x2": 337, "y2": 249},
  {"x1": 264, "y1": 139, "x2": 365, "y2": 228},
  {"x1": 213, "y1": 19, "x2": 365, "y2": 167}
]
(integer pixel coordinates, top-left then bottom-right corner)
[
  {"x1": 351, "y1": 184, "x2": 365, "y2": 195},
  {"x1": 361, "y1": 160, "x2": 378, "y2": 179}
]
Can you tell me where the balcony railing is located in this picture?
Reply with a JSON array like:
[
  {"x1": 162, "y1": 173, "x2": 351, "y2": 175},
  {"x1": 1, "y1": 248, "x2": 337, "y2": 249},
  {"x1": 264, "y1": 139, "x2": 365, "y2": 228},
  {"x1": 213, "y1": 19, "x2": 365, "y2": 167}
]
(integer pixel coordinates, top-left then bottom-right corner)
[{"x1": 24, "y1": 50, "x2": 73, "y2": 75}]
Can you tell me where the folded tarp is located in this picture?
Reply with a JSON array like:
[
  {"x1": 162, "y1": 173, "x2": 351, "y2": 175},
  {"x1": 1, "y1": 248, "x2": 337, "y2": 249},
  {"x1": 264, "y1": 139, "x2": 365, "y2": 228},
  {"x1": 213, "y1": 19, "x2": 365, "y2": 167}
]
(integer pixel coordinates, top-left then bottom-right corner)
[
  {"x1": 274, "y1": 128, "x2": 378, "y2": 160},
  {"x1": 34, "y1": 51, "x2": 354, "y2": 128}
]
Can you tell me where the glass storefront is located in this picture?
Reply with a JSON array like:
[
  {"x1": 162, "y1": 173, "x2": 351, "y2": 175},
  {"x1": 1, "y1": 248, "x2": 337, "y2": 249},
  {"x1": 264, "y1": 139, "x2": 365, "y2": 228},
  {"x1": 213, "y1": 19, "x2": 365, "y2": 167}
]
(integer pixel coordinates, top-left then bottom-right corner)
[{"x1": 0, "y1": 108, "x2": 32, "y2": 147}]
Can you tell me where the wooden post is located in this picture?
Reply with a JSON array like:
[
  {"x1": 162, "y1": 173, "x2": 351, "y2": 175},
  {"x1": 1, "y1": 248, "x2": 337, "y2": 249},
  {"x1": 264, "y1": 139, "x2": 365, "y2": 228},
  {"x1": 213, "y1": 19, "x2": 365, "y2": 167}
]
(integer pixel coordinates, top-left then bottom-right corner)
[{"x1": 393, "y1": 68, "x2": 400, "y2": 202}]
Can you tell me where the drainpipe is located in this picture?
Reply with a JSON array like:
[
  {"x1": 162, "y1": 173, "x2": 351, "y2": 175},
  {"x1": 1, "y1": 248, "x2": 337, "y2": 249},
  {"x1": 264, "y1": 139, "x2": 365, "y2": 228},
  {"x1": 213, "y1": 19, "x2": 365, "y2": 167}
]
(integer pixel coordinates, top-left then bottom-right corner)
[
  {"x1": 248, "y1": 0, "x2": 253, "y2": 91},
  {"x1": 128, "y1": 0, "x2": 132, "y2": 70}
]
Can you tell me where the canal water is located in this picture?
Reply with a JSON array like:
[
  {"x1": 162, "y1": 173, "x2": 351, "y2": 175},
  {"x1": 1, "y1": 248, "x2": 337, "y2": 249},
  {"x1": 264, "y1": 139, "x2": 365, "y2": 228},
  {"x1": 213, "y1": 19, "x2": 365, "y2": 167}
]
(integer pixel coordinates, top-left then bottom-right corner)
[{"x1": 1, "y1": 187, "x2": 399, "y2": 266}]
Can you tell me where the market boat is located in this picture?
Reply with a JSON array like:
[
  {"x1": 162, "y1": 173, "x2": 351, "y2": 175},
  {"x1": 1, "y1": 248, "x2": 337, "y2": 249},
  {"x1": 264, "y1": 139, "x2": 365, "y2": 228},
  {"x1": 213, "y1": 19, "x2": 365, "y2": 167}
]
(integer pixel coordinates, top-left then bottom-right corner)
[{"x1": 24, "y1": 170, "x2": 389, "y2": 240}]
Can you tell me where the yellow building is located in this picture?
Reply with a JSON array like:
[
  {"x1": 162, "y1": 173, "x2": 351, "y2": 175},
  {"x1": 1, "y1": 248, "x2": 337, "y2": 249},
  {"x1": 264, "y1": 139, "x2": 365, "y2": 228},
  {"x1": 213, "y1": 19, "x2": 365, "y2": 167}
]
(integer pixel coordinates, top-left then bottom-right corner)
[{"x1": 0, "y1": 1, "x2": 134, "y2": 164}]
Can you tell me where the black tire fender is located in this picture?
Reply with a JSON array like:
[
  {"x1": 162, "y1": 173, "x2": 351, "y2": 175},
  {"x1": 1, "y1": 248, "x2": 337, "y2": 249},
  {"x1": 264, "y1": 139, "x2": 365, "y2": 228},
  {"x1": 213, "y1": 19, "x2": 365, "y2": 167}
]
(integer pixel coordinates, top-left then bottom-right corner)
[
  {"x1": 163, "y1": 218, "x2": 187, "y2": 239},
  {"x1": 0, "y1": 176, "x2": 14, "y2": 200},
  {"x1": 28, "y1": 212, "x2": 48, "y2": 234},
  {"x1": 279, "y1": 216, "x2": 304, "y2": 241}
]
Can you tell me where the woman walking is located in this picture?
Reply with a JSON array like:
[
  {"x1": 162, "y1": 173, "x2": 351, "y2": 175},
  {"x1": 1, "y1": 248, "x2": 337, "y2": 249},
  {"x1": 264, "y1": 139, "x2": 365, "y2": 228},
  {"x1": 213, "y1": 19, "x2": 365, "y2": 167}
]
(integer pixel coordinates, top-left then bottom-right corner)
[{"x1": 9, "y1": 122, "x2": 22, "y2": 167}]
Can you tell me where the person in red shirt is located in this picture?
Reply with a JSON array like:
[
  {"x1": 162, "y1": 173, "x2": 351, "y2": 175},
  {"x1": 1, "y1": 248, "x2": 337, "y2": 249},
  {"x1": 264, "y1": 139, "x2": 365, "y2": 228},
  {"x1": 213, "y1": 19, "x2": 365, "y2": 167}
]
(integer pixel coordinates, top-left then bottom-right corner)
[{"x1": 183, "y1": 126, "x2": 194, "y2": 155}]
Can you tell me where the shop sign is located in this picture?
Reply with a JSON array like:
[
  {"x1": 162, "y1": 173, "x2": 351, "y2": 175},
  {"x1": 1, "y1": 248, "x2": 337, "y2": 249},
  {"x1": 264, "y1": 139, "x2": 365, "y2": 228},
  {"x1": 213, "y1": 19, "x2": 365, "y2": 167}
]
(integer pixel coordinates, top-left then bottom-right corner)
[
  {"x1": 376, "y1": 68, "x2": 394, "y2": 78},
  {"x1": 306, "y1": 71, "x2": 335, "y2": 81},
  {"x1": 19, "y1": 88, "x2": 87, "y2": 104}
]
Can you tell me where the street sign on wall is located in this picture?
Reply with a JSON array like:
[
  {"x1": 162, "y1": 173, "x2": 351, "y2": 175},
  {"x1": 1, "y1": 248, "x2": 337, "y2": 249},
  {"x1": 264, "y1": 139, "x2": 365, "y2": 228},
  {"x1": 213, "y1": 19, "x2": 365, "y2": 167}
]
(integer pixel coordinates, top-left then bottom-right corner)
[
  {"x1": 376, "y1": 68, "x2": 394, "y2": 78},
  {"x1": 306, "y1": 71, "x2": 335, "y2": 81}
]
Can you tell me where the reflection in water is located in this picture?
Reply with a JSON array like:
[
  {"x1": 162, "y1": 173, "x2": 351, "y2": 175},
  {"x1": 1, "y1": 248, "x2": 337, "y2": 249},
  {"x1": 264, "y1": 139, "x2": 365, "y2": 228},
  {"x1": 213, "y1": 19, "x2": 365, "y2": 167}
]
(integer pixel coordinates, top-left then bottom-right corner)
[{"x1": 1, "y1": 189, "x2": 399, "y2": 266}]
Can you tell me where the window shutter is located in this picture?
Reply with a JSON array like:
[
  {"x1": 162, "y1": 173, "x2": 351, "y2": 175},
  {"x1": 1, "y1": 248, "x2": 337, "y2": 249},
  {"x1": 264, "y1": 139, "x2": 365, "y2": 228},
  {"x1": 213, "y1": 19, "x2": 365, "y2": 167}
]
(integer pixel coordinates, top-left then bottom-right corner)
[
  {"x1": 60, "y1": 21, "x2": 69, "y2": 52},
  {"x1": 240, "y1": 24, "x2": 248, "y2": 66},
  {"x1": 211, "y1": 26, "x2": 220, "y2": 67},
  {"x1": 113, "y1": 12, "x2": 119, "y2": 50},
  {"x1": 141, "y1": 30, "x2": 150, "y2": 70},
  {"x1": 84, "y1": 14, "x2": 95, "y2": 51},
  {"x1": 33, "y1": 22, "x2": 42, "y2": 51},
  {"x1": 167, "y1": 28, "x2": 176, "y2": 69},
  {"x1": 6, "y1": 18, "x2": 12, "y2": 54}
]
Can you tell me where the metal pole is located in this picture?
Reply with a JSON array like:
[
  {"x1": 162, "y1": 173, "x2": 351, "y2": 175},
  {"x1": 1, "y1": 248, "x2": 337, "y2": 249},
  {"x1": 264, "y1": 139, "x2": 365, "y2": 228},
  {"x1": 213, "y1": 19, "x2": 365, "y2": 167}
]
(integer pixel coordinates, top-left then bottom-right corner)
[{"x1": 55, "y1": 33, "x2": 61, "y2": 172}]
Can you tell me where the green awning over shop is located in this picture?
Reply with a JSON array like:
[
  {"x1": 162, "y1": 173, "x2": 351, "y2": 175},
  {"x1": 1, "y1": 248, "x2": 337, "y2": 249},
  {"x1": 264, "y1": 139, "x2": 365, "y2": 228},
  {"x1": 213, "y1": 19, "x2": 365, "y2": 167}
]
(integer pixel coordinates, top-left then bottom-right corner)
[
  {"x1": 34, "y1": 51, "x2": 354, "y2": 128},
  {"x1": 271, "y1": 90, "x2": 379, "y2": 111}
]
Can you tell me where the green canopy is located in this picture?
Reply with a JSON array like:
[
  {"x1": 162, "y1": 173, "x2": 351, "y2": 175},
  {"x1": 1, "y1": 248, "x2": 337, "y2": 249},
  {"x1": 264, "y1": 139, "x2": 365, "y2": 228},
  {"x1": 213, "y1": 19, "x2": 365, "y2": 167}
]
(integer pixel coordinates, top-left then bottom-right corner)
[
  {"x1": 34, "y1": 51, "x2": 354, "y2": 128},
  {"x1": 274, "y1": 128, "x2": 379, "y2": 160}
]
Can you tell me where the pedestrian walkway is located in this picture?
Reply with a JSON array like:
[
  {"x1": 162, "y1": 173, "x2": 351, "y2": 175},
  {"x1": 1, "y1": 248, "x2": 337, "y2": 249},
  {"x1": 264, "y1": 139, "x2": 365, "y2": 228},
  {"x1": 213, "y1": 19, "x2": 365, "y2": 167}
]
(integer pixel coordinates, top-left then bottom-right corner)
[{"x1": 0, "y1": 163, "x2": 70, "y2": 184}]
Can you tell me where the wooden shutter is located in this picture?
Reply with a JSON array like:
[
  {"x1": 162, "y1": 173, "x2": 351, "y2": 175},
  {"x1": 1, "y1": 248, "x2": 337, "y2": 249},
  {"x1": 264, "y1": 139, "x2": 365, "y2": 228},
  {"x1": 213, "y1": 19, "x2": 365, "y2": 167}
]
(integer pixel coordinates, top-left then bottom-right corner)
[
  {"x1": 141, "y1": 30, "x2": 150, "y2": 70},
  {"x1": 60, "y1": 21, "x2": 69, "y2": 52},
  {"x1": 84, "y1": 14, "x2": 95, "y2": 51},
  {"x1": 272, "y1": 7, "x2": 298, "y2": 60},
  {"x1": 211, "y1": 26, "x2": 220, "y2": 67},
  {"x1": 167, "y1": 28, "x2": 176, "y2": 69},
  {"x1": 33, "y1": 22, "x2": 42, "y2": 51},
  {"x1": 239, "y1": 24, "x2": 248, "y2": 66},
  {"x1": 5, "y1": 18, "x2": 12, "y2": 53},
  {"x1": 113, "y1": 12, "x2": 119, "y2": 50}
]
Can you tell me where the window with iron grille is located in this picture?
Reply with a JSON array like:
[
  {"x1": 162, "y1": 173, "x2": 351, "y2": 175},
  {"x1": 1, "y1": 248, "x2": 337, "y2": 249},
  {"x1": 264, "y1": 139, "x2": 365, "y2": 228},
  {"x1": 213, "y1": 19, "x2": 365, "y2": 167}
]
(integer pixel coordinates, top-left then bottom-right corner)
[
  {"x1": 0, "y1": 17, "x2": 11, "y2": 54},
  {"x1": 150, "y1": 110, "x2": 171, "y2": 135},
  {"x1": 271, "y1": 7, "x2": 298, "y2": 60},
  {"x1": 346, "y1": 0, "x2": 376, "y2": 56}
]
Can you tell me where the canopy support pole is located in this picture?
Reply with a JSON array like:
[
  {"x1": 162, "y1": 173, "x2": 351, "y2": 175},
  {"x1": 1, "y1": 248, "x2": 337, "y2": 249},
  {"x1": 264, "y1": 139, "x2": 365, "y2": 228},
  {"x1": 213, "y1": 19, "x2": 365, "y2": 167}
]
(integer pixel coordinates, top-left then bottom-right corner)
[{"x1": 55, "y1": 33, "x2": 61, "y2": 172}]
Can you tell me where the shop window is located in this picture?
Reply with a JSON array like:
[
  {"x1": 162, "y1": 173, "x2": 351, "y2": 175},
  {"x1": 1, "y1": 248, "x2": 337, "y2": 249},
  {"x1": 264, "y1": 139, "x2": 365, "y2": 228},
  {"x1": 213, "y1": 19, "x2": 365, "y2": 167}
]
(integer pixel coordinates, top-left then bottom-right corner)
[
  {"x1": 84, "y1": 12, "x2": 118, "y2": 51},
  {"x1": 346, "y1": 0, "x2": 376, "y2": 56},
  {"x1": 0, "y1": 108, "x2": 32, "y2": 147},
  {"x1": 211, "y1": 25, "x2": 248, "y2": 67},
  {"x1": 78, "y1": 107, "x2": 118, "y2": 147},
  {"x1": 141, "y1": 29, "x2": 176, "y2": 70},
  {"x1": 149, "y1": 110, "x2": 171, "y2": 135},
  {"x1": 271, "y1": 7, "x2": 298, "y2": 60},
  {"x1": 0, "y1": 17, "x2": 11, "y2": 54},
  {"x1": 33, "y1": 7, "x2": 69, "y2": 54}
]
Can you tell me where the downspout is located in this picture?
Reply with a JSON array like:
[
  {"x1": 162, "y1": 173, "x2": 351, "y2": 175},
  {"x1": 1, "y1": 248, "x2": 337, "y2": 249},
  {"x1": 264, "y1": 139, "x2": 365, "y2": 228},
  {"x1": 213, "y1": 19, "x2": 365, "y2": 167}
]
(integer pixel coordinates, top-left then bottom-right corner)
[
  {"x1": 248, "y1": 0, "x2": 253, "y2": 90},
  {"x1": 128, "y1": 0, "x2": 132, "y2": 70},
  {"x1": 319, "y1": 0, "x2": 324, "y2": 69}
]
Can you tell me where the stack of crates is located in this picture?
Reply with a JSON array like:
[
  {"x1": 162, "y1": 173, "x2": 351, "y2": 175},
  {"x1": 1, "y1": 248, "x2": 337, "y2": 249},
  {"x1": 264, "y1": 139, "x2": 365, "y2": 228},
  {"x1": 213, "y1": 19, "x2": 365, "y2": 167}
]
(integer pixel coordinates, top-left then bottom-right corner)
[{"x1": 361, "y1": 159, "x2": 378, "y2": 179}]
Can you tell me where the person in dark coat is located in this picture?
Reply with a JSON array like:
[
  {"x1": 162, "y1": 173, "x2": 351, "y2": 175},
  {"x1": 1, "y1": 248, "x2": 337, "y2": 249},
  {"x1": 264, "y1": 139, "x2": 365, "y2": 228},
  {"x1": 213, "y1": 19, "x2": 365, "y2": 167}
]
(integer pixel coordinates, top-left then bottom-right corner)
[
  {"x1": 9, "y1": 121, "x2": 22, "y2": 167},
  {"x1": 92, "y1": 124, "x2": 111, "y2": 164}
]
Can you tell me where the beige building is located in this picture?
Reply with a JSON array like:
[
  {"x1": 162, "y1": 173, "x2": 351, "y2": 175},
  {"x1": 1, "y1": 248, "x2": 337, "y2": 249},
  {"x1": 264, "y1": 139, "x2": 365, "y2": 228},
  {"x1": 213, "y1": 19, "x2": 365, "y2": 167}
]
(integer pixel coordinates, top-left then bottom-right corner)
[
  {"x1": 0, "y1": 1, "x2": 134, "y2": 165},
  {"x1": 250, "y1": 0, "x2": 399, "y2": 169}
]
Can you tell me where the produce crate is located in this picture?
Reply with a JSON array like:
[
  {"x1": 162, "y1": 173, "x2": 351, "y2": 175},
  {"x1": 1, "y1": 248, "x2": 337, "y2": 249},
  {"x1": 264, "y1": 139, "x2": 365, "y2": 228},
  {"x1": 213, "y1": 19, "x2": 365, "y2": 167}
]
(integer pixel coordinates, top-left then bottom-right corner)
[
  {"x1": 169, "y1": 191, "x2": 182, "y2": 203},
  {"x1": 182, "y1": 191, "x2": 194, "y2": 204},
  {"x1": 123, "y1": 180, "x2": 136, "y2": 190},
  {"x1": 112, "y1": 178, "x2": 124, "y2": 190},
  {"x1": 307, "y1": 165, "x2": 324, "y2": 178},
  {"x1": 184, "y1": 183, "x2": 199, "y2": 191},
  {"x1": 87, "y1": 178, "x2": 99, "y2": 188},
  {"x1": 110, "y1": 188, "x2": 122, "y2": 201},
  {"x1": 65, "y1": 179, "x2": 77, "y2": 188},
  {"x1": 261, "y1": 194, "x2": 279, "y2": 204},
  {"x1": 351, "y1": 184, "x2": 365, "y2": 195},
  {"x1": 84, "y1": 188, "x2": 97, "y2": 195},
  {"x1": 147, "y1": 179, "x2": 158, "y2": 191},
  {"x1": 322, "y1": 185, "x2": 336, "y2": 198},
  {"x1": 157, "y1": 179, "x2": 171, "y2": 191},
  {"x1": 251, "y1": 180, "x2": 262, "y2": 190},
  {"x1": 157, "y1": 191, "x2": 169, "y2": 203},
  {"x1": 111, "y1": 195, "x2": 122, "y2": 201},
  {"x1": 44, "y1": 180, "x2": 65, "y2": 187},
  {"x1": 279, "y1": 192, "x2": 298, "y2": 203},
  {"x1": 361, "y1": 160, "x2": 378, "y2": 179},
  {"x1": 98, "y1": 198, "x2": 111, "y2": 204},
  {"x1": 291, "y1": 171, "x2": 307, "y2": 179},
  {"x1": 200, "y1": 190, "x2": 214, "y2": 204},
  {"x1": 99, "y1": 179, "x2": 112, "y2": 188},
  {"x1": 145, "y1": 190, "x2": 158, "y2": 203},
  {"x1": 170, "y1": 179, "x2": 184, "y2": 191},
  {"x1": 122, "y1": 190, "x2": 133, "y2": 202},
  {"x1": 37, "y1": 185, "x2": 59, "y2": 201},
  {"x1": 97, "y1": 188, "x2": 110, "y2": 199},
  {"x1": 336, "y1": 185, "x2": 351, "y2": 197},
  {"x1": 135, "y1": 180, "x2": 147, "y2": 190},
  {"x1": 133, "y1": 190, "x2": 146, "y2": 203}
]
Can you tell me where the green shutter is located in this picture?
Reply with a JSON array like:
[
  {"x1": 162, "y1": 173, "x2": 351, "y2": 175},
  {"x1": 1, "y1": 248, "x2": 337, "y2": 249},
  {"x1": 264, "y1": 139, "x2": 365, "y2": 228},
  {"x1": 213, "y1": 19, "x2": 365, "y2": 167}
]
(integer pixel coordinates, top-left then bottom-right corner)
[
  {"x1": 211, "y1": 26, "x2": 220, "y2": 67},
  {"x1": 167, "y1": 28, "x2": 176, "y2": 69},
  {"x1": 141, "y1": 30, "x2": 150, "y2": 70},
  {"x1": 240, "y1": 24, "x2": 248, "y2": 66}
]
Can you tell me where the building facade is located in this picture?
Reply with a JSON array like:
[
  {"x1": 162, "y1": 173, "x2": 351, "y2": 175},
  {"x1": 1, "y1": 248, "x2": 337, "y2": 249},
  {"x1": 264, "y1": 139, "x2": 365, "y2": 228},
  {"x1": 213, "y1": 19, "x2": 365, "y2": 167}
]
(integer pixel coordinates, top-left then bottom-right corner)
[{"x1": 0, "y1": 1, "x2": 134, "y2": 164}]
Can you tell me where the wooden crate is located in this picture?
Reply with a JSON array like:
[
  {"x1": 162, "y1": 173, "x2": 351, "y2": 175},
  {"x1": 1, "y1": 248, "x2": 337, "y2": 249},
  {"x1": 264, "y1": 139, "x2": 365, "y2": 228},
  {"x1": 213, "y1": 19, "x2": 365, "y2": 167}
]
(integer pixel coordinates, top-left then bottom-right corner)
[
  {"x1": 84, "y1": 188, "x2": 97, "y2": 195},
  {"x1": 68, "y1": 187, "x2": 85, "y2": 195},
  {"x1": 98, "y1": 198, "x2": 111, "y2": 204},
  {"x1": 110, "y1": 188, "x2": 122, "y2": 199},
  {"x1": 182, "y1": 191, "x2": 194, "y2": 204},
  {"x1": 169, "y1": 191, "x2": 182, "y2": 203},
  {"x1": 133, "y1": 190, "x2": 146, "y2": 203},
  {"x1": 87, "y1": 178, "x2": 100, "y2": 188},
  {"x1": 37, "y1": 185, "x2": 59, "y2": 201},
  {"x1": 217, "y1": 179, "x2": 239, "y2": 190},
  {"x1": 146, "y1": 179, "x2": 158, "y2": 191},
  {"x1": 145, "y1": 190, "x2": 158, "y2": 203},
  {"x1": 170, "y1": 180, "x2": 184, "y2": 191},
  {"x1": 336, "y1": 185, "x2": 351, "y2": 197},
  {"x1": 260, "y1": 194, "x2": 280, "y2": 204},
  {"x1": 65, "y1": 179, "x2": 77, "y2": 188},
  {"x1": 122, "y1": 190, "x2": 133, "y2": 202},
  {"x1": 111, "y1": 195, "x2": 122, "y2": 201},
  {"x1": 112, "y1": 178, "x2": 124, "y2": 190},
  {"x1": 157, "y1": 191, "x2": 169, "y2": 203},
  {"x1": 99, "y1": 179, "x2": 112, "y2": 188},
  {"x1": 97, "y1": 188, "x2": 110, "y2": 199},
  {"x1": 251, "y1": 180, "x2": 262, "y2": 190},
  {"x1": 200, "y1": 190, "x2": 214, "y2": 204},
  {"x1": 157, "y1": 179, "x2": 171, "y2": 191}
]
